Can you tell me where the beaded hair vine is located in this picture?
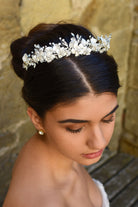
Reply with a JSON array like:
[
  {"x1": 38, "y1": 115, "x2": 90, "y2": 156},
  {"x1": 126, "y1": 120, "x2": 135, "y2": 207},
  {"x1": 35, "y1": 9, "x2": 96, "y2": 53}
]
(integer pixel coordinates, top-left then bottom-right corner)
[{"x1": 22, "y1": 33, "x2": 112, "y2": 70}]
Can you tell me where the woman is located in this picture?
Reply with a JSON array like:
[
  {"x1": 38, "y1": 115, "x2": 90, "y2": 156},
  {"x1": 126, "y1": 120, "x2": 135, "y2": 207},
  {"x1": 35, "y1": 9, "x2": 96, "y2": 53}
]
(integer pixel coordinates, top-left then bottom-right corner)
[{"x1": 3, "y1": 23, "x2": 120, "y2": 207}]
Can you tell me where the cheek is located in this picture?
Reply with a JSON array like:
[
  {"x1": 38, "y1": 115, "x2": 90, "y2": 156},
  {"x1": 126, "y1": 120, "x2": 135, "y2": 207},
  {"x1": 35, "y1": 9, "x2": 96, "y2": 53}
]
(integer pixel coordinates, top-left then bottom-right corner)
[
  {"x1": 102, "y1": 122, "x2": 115, "y2": 141},
  {"x1": 46, "y1": 126, "x2": 80, "y2": 152}
]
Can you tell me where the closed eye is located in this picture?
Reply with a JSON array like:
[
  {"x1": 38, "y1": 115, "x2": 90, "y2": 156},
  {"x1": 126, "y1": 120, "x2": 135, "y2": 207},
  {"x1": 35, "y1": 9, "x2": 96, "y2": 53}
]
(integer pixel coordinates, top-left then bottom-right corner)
[
  {"x1": 102, "y1": 115, "x2": 114, "y2": 123},
  {"x1": 65, "y1": 116, "x2": 115, "y2": 134},
  {"x1": 65, "y1": 127, "x2": 83, "y2": 134}
]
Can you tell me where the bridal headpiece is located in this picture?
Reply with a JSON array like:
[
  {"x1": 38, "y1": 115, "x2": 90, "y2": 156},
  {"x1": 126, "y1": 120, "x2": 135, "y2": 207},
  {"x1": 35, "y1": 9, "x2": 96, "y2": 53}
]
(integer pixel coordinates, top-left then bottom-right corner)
[{"x1": 22, "y1": 33, "x2": 111, "y2": 70}]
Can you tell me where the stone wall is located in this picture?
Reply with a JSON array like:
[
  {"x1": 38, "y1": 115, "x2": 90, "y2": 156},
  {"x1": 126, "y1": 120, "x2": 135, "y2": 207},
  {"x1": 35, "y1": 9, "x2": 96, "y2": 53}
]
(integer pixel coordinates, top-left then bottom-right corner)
[
  {"x1": 119, "y1": 0, "x2": 138, "y2": 156},
  {"x1": 0, "y1": 0, "x2": 137, "y2": 205}
]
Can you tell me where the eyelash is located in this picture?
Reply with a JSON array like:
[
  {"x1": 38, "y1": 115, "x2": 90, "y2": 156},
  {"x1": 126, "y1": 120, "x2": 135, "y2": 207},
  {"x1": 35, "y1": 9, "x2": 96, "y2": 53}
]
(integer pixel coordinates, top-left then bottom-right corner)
[
  {"x1": 103, "y1": 116, "x2": 114, "y2": 123},
  {"x1": 66, "y1": 127, "x2": 82, "y2": 134},
  {"x1": 65, "y1": 116, "x2": 114, "y2": 134}
]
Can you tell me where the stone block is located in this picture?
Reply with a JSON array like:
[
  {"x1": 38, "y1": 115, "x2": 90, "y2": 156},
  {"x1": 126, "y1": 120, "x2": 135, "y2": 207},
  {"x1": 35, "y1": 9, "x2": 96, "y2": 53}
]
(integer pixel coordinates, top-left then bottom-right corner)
[
  {"x1": 0, "y1": 131, "x2": 16, "y2": 149},
  {"x1": 134, "y1": 13, "x2": 138, "y2": 30},
  {"x1": 85, "y1": 0, "x2": 133, "y2": 33},
  {"x1": 134, "y1": 0, "x2": 138, "y2": 6},
  {"x1": 119, "y1": 131, "x2": 138, "y2": 157},
  {"x1": 110, "y1": 29, "x2": 132, "y2": 78},
  {"x1": 20, "y1": 0, "x2": 72, "y2": 34},
  {"x1": 0, "y1": 68, "x2": 27, "y2": 129},
  {"x1": 0, "y1": 0, "x2": 21, "y2": 50},
  {"x1": 125, "y1": 89, "x2": 138, "y2": 136},
  {"x1": 0, "y1": 0, "x2": 24, "y2": 130},
  {"x1": 128, "y1": 38, "x2": 138, "y2": 89},
  {"x1": 0, "y1": 0, "x2": 20, "y2": 16},
  {"x1": 0, "y1": 147, "x2": 19, "y2": 206},
  {"x1": 70, "y1": 0, "x2": 92, "y2": 22}
]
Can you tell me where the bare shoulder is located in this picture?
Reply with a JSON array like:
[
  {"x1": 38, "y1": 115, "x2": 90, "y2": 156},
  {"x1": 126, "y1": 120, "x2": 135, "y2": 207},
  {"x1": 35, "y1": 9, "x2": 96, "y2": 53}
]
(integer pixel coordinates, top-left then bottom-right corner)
[
  {"x1": 79, "y1": 165, "x2": 103, "y2": 207},
  {"x1": 3, "y1": 136, "x2": 58, "y2": 207},
  {"x1": 3, "y1": 186, "x2": 66, "y2": 207}
]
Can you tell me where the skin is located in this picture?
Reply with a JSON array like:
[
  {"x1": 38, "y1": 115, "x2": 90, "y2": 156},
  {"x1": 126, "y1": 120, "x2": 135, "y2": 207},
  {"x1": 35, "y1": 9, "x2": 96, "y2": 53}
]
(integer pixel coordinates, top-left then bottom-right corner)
[{"x1": 3, "y1": 92, "x2": 118, "y2": 207}]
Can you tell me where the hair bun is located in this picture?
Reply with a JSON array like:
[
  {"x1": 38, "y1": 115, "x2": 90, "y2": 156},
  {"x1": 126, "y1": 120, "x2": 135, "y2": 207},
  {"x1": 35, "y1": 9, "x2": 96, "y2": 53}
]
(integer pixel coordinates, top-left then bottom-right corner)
[{"x1": 10, "y1": 36, "x2": 28, "y2": 80}]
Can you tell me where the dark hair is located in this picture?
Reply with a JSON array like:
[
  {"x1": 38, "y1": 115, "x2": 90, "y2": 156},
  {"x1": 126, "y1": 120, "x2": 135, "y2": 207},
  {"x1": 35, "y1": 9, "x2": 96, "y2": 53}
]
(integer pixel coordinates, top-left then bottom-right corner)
[{"x1": 10, "y1": 23, "x2": 121, "y2": 118}]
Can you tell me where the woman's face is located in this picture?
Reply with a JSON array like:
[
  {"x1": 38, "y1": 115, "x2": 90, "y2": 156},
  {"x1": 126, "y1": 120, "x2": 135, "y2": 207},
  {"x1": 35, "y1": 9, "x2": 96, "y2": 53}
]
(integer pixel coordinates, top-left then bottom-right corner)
[{"x1": 42, "y1": 92, "x2": 118, "y2": 166}]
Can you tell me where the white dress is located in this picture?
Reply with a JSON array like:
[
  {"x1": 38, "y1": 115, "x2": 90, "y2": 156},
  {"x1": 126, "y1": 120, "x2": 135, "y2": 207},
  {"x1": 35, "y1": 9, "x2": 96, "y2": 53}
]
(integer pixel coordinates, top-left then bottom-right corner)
[{"x1": 93, "y1": 178, "x2": 110, "y2": 207}]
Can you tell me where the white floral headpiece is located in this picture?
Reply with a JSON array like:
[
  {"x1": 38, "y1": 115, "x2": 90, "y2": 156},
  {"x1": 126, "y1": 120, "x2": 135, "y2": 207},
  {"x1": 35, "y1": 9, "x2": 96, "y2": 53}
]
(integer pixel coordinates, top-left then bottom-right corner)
[{"x1": 22, "y1": 33, "x2": 111, "y2": 70}]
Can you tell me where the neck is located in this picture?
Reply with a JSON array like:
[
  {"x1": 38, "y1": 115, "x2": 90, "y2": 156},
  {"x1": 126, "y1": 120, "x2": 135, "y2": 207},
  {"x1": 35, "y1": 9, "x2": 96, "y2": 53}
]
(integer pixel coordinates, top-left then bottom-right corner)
[
  {"x1": 47, "y1": 148, "x2": 78, "y2": 183},
  {"x1": 38, "y1": 134, "x2": 79, "y2": 183}
]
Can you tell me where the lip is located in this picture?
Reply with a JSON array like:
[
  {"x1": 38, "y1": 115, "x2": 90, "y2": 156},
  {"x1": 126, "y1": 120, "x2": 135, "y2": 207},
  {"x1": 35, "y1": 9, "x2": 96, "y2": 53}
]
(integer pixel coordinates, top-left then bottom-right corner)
[{"x1": 82, "y1": 149, "x2": 104, "y2": 159}]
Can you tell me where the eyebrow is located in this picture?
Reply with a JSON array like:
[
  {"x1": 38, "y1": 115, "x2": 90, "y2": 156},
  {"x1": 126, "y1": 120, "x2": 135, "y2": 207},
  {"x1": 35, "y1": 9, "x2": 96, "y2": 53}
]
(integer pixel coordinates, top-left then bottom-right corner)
[{"x1": 57, "y1": 104, "x2": 119, "y2": 124}]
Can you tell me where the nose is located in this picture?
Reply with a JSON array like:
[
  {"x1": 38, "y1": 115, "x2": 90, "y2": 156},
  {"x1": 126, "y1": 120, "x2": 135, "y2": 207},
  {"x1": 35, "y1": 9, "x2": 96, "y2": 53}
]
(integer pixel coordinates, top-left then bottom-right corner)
[{"x1": 86, "y1": 124, "x2": 107, "y2": 150}]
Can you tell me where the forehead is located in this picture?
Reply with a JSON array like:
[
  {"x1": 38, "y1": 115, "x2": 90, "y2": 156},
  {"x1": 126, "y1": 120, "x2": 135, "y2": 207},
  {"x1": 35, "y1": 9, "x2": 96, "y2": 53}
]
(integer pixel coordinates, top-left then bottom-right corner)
[{"x1": 45, "y1": 93, "x2": 117, "y2": 121}]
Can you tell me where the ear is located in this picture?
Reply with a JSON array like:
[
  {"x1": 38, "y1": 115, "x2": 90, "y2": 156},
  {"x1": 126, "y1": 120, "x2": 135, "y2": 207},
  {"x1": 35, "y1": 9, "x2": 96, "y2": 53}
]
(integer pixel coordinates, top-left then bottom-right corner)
[{"x1": 27, "y1": 107, "x2": 45, "y2": 132}]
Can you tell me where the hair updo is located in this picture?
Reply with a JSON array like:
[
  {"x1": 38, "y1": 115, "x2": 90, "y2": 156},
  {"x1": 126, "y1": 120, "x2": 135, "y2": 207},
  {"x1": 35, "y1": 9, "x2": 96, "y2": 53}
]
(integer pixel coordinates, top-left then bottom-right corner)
[{"x1": 10, "y1": 23, "x2": 121, "y2": 118}]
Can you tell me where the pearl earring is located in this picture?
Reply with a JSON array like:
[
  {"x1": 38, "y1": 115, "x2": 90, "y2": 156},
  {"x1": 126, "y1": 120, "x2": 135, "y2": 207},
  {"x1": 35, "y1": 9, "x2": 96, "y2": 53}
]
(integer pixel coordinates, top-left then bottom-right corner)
[{"x1": 38, "y1": 130, "x2": 44, "y2": 135}]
